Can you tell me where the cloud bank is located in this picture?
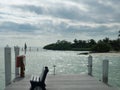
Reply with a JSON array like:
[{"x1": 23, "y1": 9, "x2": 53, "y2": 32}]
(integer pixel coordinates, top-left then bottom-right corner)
[{"x1": 0, "y1": 0, "x2": 120, "y2": 47}]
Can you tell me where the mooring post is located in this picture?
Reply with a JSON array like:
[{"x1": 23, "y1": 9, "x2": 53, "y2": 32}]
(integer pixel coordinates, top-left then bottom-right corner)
[
  {"x1": 4, "y1": 45, "x2": 11, "y2": 86},
  {"x1": 14, "y1": 46, "x2": 20, "y2": 78},
  {"x1": 102, "y1": 59, "x2": 109, "y2": 84},
  {"x1": 53, "y1": 65, "x2": 56, "y2": 75},
  {"x1": 88, "y1": 55, "x2": 93, "y2": 76}
]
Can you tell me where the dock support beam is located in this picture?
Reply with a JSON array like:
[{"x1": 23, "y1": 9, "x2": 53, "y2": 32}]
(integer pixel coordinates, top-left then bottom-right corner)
[
  {"x1": 102, "y1": 59, "x2": 109, "y2": 84},
  {"x1": 14, "y1": 46, "x2": 20, "y2": 78},
  {"x1": 4, "y1": 45, "x2": 11, "y2": 86},
  {"x1": 88, "y1": 55, "x2": 93, "y2": 76}
]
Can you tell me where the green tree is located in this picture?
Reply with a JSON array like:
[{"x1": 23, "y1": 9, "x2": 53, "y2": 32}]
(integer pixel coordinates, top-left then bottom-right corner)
[
  {"x1": 110, "y1": 39, "x2": 120, "y2": 51},
  {"x1": 118, "y1": 30, "x2": 120, "y2": 38},
  {"x1": 73, "y1": 39, "x2": 78, "y2": 44},
  {"x1": 103, "y1": 37, "x2": 110, "y2": 44},
  {"x1": 88, "y1": 39, "x2": 96, "y2": 47},
  {"x1": 92, "y1": 41, "x2": 111, "y2": 52}
]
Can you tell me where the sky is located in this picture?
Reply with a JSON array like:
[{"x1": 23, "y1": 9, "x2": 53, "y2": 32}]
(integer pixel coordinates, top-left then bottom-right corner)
[{"x1": 0, "y1": 0, "x2": 120, "y2": 47}]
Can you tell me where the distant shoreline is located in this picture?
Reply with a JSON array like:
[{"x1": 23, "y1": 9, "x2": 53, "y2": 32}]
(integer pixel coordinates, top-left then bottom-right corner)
[{"x1": 43, "y1": 48, "x2": 120, "y2": 54}]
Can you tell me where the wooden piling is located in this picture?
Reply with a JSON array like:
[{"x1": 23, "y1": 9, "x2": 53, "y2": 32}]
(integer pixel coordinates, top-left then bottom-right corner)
[
  {"x1": 88, "y1": 55, "x2": 93, "y2": 76},
  {"x1": 102, "y1": 59, "x2": 109, "y2": 84},
  {"x1": 4, "y1": 45, "x2": 11, "y2": 86}
]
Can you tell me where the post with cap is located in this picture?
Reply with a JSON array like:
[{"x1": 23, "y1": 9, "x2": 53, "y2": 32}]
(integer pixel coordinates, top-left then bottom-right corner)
[
  {"x1": 4, "y1": 45, "x2": 11, "y2": 86},
  {"x1": 88, "y1": 55, "x2": 93, "y2": 76},
  {"x1": 102, "y1": 59, "x2": 109, "y2": 84}
]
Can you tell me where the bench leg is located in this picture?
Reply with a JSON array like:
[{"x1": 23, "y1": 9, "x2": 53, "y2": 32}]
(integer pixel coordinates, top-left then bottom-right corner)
[
  {"x1": 38, "y1": 83, "x2": 46, "y2": 90},
  {"x1": 41, "y1": 86, "x2": 46, "y2": 90},
  {"x1": 30, "y1": 81, "x2": 46, "y2": 90},
  {"x1": 30, "y1": 86, "x2": 35, "y2": 90},
  {"x1": 30, "y1": 82, "x2": 37, "y2": 90},
  {"x1": 30, "y1": 86, "x2": 45, "y2": 90}
]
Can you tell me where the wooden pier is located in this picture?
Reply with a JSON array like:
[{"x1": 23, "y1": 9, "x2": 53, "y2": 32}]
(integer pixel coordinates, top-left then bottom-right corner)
[{"x1": 5, "y1": 74, "x2": 118, "y2": 90}]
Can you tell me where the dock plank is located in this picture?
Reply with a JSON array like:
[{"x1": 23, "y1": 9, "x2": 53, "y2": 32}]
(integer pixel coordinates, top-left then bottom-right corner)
[{"x1": 5, "y1": 74, "x2": 118, "y2": 90}]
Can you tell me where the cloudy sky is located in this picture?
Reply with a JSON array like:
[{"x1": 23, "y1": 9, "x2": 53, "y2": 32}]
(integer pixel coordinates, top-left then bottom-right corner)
[{"x1": 0, "y1": 0, "x2": 120, "y2": 47}]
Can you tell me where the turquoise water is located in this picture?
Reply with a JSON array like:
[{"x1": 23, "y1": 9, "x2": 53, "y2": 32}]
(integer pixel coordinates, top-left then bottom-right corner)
[{"x1": 0, "y1": 47, "x2": 120, "y2": 90}]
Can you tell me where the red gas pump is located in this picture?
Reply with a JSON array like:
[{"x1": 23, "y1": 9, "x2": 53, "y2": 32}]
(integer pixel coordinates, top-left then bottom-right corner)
[{"x1": 16, "y1": 55, "x2": 25, "y2": 77}]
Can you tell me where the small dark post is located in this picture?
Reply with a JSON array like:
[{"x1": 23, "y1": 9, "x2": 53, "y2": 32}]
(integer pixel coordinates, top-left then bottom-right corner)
[
  {"x1": 88, "y1": 55, "x2": 93, "y2": 76},
  {"x1": 24, "y1": 43, "x2": 27, "y2": 54},
  {"x1": 102, "y1": 59, "x2": 109, "y2": 84}
]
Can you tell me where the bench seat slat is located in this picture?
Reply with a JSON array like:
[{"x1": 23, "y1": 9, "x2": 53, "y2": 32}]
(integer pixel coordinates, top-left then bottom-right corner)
[
  {"x1": 36, "y1": 76, "x2": 39, "y2": 82},
  {"x1": 30, "y1": 75, "x2": 34, "y2": 81},
  {"x1": 34, "y1": 76, "x2": 36, "y2": 81}
]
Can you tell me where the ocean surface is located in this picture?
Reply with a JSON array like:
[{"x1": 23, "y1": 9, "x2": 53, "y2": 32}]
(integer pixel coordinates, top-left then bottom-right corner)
[{"x1": 0, "y1": 47, "x2": 120, "y2": 90}]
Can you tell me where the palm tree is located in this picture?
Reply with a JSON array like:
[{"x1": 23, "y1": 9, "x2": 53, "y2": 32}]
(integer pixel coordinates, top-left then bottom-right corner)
[{"x1": 119, "y1": 30, "x2": 120, "y2": 38}]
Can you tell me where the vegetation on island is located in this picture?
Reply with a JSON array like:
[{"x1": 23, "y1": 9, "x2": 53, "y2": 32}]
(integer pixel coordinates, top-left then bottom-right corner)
[{"x1": 43, "y1": 31, "x2": 120, "y2": 52}]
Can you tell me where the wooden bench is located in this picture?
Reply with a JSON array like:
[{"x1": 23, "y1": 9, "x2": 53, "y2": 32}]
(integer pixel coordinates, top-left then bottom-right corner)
[{"x1": 30, "y1": 66, "x2": 49, "y2": 90}]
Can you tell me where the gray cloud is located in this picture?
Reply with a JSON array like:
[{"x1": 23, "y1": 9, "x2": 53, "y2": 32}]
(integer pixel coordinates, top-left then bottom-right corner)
[
  {"x1": 13, "y1": 3, "x2": 92, "y2": 22},
  {"x1": 0, "y1": 0, "x2": 120, "y2": 46},
  {"x1": 12, "y1": 0, "x2": 120, "y2": 24},
  {"x1": 14, "y1": 5, "x2": 44, "y2": 15},
  {"x1": 0, "y1": 22, "x2": 38, "y2": 32}
]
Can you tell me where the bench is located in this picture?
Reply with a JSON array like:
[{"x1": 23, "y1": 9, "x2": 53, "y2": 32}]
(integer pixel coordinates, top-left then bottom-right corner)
[{"x1": 30, "y1": 66, "x2": 49, "y2": 90}]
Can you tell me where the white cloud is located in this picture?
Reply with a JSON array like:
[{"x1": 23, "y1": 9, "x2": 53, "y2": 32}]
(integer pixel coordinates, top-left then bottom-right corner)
[{"x1": 0, "y1": 0, "x2": 120, "y2": 47}]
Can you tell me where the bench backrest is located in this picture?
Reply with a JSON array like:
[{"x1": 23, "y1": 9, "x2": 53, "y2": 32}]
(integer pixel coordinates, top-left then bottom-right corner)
[{"x1": 40, "y1": 66, "x2": 49, "y2": 83}]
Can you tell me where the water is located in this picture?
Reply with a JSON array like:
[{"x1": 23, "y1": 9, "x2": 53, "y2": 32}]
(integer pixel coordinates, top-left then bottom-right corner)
[{"x1": 0, "y1": 47, "x2": 120, "y2": 90}]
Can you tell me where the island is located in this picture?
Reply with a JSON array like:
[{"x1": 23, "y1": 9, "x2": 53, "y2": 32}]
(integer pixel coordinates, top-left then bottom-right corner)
[{"x1": 43, "y1": 37, "x2": 120, "y2": 53}]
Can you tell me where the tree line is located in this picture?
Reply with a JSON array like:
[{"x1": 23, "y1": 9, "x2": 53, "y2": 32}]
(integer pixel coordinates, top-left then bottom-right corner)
[
  {"x1": 43, "y1": 31, "x2": 120, "y2": 52},
  {"x1": 43, "y1": 38, "x2": 120, "y2": 52}
]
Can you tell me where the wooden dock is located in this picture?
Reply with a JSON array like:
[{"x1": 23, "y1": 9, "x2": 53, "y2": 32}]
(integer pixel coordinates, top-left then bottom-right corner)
[{"x1": 5, "y1": 74, "x2": 118, "y2": 90}]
